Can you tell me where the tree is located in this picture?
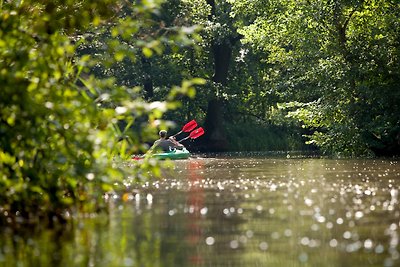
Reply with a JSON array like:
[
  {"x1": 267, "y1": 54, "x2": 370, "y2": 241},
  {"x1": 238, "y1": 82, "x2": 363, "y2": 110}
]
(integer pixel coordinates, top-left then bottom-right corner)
[
  {"x1": 0, "y1": 0, "x2": 201, "y2": 225},
  {"x1": 199, "y1": 0, "x2": 240, "y2": 151},
  {"x1": 230, "y1": 0, "x2": 400, "y2": 156}
]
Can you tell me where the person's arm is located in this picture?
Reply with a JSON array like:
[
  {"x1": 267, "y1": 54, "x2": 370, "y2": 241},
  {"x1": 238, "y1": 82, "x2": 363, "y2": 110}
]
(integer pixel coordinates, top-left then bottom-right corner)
[{"x1": 169, "y1": 136, "x2": 184, "y2": 148}]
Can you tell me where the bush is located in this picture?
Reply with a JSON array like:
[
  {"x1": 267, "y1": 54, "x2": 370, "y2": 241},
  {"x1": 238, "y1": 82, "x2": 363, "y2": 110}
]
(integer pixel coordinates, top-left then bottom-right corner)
[
  {"x1": 0, "y1": 0, "x2": 201, "y2": 225},
  {"x1": 225, "y1": 122, "x2": 309, "y2": 152}
]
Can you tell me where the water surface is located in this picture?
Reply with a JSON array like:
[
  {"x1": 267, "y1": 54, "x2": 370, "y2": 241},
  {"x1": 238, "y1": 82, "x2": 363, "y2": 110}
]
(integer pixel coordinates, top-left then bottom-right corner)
[{"x1": 1, "y1": 156, "x2": 400, "y2": 267}]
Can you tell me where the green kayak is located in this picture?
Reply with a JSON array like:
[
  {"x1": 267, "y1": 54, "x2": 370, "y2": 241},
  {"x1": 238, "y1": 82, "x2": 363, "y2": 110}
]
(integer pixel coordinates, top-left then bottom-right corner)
[{"x1": 152, "y1": 148, "x2": 190, "y2": 160}]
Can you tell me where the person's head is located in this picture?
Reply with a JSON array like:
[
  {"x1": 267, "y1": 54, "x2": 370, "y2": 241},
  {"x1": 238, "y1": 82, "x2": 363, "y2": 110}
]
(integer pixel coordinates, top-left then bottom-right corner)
[{"x1": 159, "y1": 130, "x2": 167, "y2": 139}]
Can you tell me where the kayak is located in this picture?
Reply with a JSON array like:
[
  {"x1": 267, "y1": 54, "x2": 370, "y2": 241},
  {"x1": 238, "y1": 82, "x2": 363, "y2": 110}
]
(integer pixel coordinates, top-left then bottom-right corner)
[{"x1": 152, "y1": 148, "x2": 190, "y2": 160}]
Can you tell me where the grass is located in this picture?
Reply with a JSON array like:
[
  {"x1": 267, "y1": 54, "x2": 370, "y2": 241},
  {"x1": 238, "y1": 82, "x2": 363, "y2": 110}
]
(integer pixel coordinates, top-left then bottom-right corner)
[{"x1": 225, "y1": 122, "x2": 312, "y2": 152}]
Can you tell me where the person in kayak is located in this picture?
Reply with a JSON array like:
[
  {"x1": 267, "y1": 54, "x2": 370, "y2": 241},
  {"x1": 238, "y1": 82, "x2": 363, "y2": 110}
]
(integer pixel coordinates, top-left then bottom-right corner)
[{"x1": 151, "y1": 130, "x2": 184, "y2": 152}]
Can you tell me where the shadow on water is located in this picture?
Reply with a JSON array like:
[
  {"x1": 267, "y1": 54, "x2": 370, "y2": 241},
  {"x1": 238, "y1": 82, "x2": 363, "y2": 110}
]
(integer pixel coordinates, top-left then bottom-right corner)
[{"x1": 1, "y1": 155, "x2": 400, "y2": 267}]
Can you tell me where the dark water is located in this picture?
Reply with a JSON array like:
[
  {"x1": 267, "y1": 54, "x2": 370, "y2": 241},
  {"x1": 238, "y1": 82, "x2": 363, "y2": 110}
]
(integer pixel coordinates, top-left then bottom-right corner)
[{"x1": 1, "y1": 157, "x2": 400, "y2": 267}]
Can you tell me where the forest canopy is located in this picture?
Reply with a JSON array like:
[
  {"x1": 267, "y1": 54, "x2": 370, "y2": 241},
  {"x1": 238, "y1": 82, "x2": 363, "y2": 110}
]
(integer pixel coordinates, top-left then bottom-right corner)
[
  {"x1": 229, "y1": 0, "x2": 400, "y2": 156},
  {"x1": 101, "y1": 0, "x2": 399, "y2": 157}
]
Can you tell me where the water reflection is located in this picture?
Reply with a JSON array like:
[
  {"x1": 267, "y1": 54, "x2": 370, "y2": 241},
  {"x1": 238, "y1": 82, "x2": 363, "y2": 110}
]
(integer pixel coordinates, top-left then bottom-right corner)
[
  {"x1": 1, "y1": 158, "x2": 400, "y2": 267},
  {"x1": 186, "y1": 160, "x2": 205, "y2": 265}
]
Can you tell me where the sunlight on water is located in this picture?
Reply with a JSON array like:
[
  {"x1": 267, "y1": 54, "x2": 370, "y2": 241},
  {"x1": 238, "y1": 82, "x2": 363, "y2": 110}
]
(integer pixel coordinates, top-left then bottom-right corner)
[
  {"x1": 128, "y1": 158, "x2": 400, "y2": 267},
  {"x1": 1, "y1": 158, "x2": 400, "y2": 267}
]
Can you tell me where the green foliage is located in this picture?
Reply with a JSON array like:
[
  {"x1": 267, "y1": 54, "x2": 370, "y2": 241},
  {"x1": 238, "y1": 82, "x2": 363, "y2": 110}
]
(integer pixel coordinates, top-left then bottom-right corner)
[
  {"x1": 226, "y1": 122, "x2": 307, "y2": 152},
  {"x1": 230, "y1": 0, "x2": 400, "y2": 156},
  {"x1": 0, "y1": 0, "x2": 201, "y2": 225},
  {"x1": 98, "y1": 0, "x2": 399, "y2": 157}
]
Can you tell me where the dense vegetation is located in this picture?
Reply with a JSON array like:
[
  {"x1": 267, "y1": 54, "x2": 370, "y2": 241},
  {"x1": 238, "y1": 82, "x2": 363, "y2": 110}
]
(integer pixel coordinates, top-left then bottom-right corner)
[
  {"x1": 1, "y1": 0, "x2": 399, "y2": 225},
  {"x1": 92, "y1": 0, "x2": 399, "y2": 156},
  {"x1": 229, "y1": 0, "x2": 400, "y2": 157},
  {"x1": 172, "y1": 0, "x2": 400, "y2": 156},
  {"x1": 0, "y1": 0, "x2": 201, "y2": 224}
]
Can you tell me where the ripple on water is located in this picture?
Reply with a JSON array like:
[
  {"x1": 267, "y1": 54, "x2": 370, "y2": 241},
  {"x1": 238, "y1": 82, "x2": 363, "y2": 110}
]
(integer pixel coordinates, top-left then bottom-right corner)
[{"x1": 114, "y1": 158, "x2": 400, "y2": 267}]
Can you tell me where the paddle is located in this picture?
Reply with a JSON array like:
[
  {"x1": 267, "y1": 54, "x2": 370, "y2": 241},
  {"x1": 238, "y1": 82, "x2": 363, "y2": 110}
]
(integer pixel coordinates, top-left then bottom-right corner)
[
  {"x1": 178, "y1": 127, "x2": 205, "y2": 142},
  {"x1": 172, "y1": 120, "x2": 197, "y2": 137}
]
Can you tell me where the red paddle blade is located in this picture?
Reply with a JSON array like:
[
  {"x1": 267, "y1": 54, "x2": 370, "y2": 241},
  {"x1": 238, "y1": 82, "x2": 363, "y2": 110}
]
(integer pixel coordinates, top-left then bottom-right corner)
[
  {"x1": 182, "y1": 120, "x2": 197, "y2": 132},
  {"x1": 189, "y1": 127, "x2": 204, "y2": 139}
]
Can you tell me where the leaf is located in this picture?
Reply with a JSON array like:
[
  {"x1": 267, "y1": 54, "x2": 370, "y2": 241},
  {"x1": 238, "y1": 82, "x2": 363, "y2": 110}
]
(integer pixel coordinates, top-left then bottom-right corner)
[
  {"x1": 115, "y1": 51, "x2": 125, "y2": 61},
  {"x1": 142, "y1": 47, "x2": 153, "y2": 57}
]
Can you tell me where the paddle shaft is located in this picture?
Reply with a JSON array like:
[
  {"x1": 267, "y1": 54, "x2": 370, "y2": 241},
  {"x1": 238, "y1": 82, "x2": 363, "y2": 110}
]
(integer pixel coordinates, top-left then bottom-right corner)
[{"x1": 178, "y1": 127, "x2": 204, "y2": 142}]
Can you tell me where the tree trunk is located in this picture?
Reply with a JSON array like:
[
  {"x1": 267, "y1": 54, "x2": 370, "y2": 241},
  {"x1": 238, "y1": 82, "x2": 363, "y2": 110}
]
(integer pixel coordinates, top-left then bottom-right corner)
[
  {"x1": 141, "y1": 56, "x2": 154, "y2": 99},
  {"x1": 202, "y1": 0, "x2": 234, "y2": 151},
  {"x1": 202, "y1": 39, "x2": 233, "y2": 151},
  {"x1": 203, "y1": 99, "x2": 229, "y2": 151},
  {"x1": 212, "y1": 42, "x2": 232, "y2": 84}
]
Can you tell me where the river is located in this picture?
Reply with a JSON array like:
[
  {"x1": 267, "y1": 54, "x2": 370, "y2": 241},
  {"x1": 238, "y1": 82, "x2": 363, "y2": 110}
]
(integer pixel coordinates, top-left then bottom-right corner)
[{"x1": 1, "y1": 156, "x2": 400, "y2": 267}]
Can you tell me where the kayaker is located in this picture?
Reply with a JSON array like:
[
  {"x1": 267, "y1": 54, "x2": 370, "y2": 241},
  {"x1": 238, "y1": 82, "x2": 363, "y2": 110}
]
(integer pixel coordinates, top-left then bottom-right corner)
[{"x1": 151, "y1": 130, "x2": 184, "y2": 152}]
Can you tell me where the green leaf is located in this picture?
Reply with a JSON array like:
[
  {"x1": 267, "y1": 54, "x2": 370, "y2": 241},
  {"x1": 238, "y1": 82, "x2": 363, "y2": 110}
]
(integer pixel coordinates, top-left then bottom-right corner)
[{"x1": 142, "y1": 47, "x2": 153, "y2": 57}]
